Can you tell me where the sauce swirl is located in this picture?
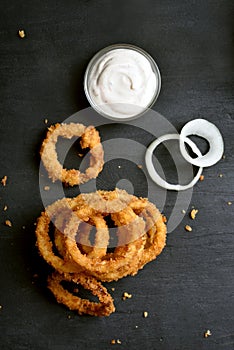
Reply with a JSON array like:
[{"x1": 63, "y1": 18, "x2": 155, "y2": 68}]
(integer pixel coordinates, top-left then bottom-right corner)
[{"x1": 87, "y1": 48, "x2": 159, "y2": 119}]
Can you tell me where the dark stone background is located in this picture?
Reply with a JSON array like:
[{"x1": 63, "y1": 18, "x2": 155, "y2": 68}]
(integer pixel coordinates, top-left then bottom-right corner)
[{"x1": 0, "y1": 1, "x2": 233, "y2": 349}]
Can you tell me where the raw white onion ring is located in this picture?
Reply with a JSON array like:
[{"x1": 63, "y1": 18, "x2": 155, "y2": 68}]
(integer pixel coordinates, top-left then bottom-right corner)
[
  {"x1": 180, "y1": 119, "x2": 224, "y2": 167},
  {"x1": 145, "y1": 134, "x2": 203, "y2": 191}
]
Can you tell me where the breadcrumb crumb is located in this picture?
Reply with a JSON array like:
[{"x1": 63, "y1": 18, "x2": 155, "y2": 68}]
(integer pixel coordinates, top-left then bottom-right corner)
[
  {"x1": 219, "y1": 174, "x2": 223, "y2": 178},
  {"x1": 44, "y1": 119, "x2": 48, "y2": 124},
  {"x1": 78, "y1": 153, "x2": 84, "y2": 157},
  {"x1": 143, "y1": 311, "x2": 148, "y2": 318},
  {"x1": 110, "y1": 339, "x2": 121, "y2": 345},
  {"x1": 5, "y1": 220, "x2": 12, "y2": 227},
  {"x1": 18, "y1": 29, "x2": 25, "y2": 38},
  {"x1": 122, "y1": 292, "x2": 132, "y2": 300},
  {"x1": 190, "y1": 209, "x2": 198, "y2": 220},
  {"x1": 199, "y1": 175, "x2": 204, "y2": 181},
  {"x1": 181, "y1": 209, "x2": 186, "y2": 214},
  {"x1": 137, "y1": 164, "x2": 143, "y2": 169},
  {"x1": 204, "y1": 330, "x2": 212, "y2": 338},
  {"x1": 0, "y1": 305, "x2": 2, "y2": 309},
  {"x1": 118, "y1": 165, "x2": 121, "y2": 169},
  {"x1": 185, "y1": 225, "x2": 192, "y2": 232},
  {"x1": 44, "y1": 186, "x2": 50, "y2": 191},
  {"x1": 162, "y1": 215, "x2": 167, "y2": 223},
  {"x1": 111, "y1": 288, "x2": 115, "y2": 291},
  {"x1": 227, "y1": 201, "x2": 232, "y2": 205},
  {"x1": 32, "y1": 274, "x2": 38, "y2": 284},
  {"x1": 3, "y1": 205, "x2": 7, "y2": 211},
  {"x1": 1, "y1": 176, "x2": 7, "y2": 186}
]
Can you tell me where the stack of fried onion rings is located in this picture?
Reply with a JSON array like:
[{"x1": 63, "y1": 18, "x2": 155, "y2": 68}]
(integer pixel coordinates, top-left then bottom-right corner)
[
  {"x1": 35, "y1": 189, "x2": 167, "y2": 316},
  {"x1": 40, "y1": 123, "x2": 104, "y2": 186}
]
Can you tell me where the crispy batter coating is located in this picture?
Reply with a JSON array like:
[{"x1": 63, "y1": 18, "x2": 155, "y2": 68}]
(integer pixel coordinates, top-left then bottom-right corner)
[
  {"x1": 35, "y1": 189, "x2": 167, "y2": 316},
  {"x1": 40, "y1": 123, "x2": 104, "y2": 186},
  {"x1": 63, "y1": 190, "x2": 149, "y2": 281},
  {"x1": 48, "y1": 272, "x2": 115, "y2": 316}
]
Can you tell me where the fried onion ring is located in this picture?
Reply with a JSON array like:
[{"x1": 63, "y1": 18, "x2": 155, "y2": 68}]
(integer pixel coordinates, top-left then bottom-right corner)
[
  {"x1": 40, "y1": 123, "x2": 104, "y2": 186},
  {"x1": 63, "y1": 191, "x2": 148, "y2": 281},
  {"x1": 35, "y1": 189, "x2": 167, "y2": 315},
  {"x1": 47, "y1": 272, "x2": 115, "y2": 316}
]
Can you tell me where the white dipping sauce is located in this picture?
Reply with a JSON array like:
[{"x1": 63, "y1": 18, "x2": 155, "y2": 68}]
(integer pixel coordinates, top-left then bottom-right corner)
[{"x1": 87, "y1": 48, "x2": 158, "y2": 119}]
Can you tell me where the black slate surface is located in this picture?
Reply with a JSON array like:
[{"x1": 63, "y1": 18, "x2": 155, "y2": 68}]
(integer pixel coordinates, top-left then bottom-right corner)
[{"x1": 0, "y1": 1, "x2": 234, "y2": 349}]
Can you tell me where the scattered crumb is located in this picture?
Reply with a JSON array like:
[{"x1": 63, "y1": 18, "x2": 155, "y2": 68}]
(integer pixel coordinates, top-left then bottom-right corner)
[
  {"x1": 219, "y1": 174, "x2": 223, "y2": 178},
  {"x1": 44, "y1": 186, "x2": 50, "y2": 191},
  {"x1": 0, "y1": 305, "x2": 2, "y2": 310},
  {"x1": 162, "y1": 215, "x2": 167, "y2": 223},
  {"x1": 3, "y1": 205, "x2": 7, "y2": 211},
  {"x1": 190, "y1": 209, "x2": 198, "y2": 220},
  {"x1": 111, "y1": 339, "x2": 121, "y2": 345},
  {"x1": 222, "y1": 155, "x2": 226, "y2": 159},
  {"x1": 67, "y1": 315, "x2": 72, "y2": 319},
  {"x1": 122, "y1": 292, "x2": 132, "y2": 300},
  {"x1": 227, "y1": 201, "x2": 232, "y2": 205},
  {"x1": 5, "y1": 220, "x2": 12, "y2": 227},
  {"x1": 32, "y1": 274, "x2": 37, "y2": 284},
  {"x1": 111, "y1": 287, "x2": 115, "y2": 291},
  {"x1": 118, "y1": 165, "x2": 121, "y2": 169},
  {"x1": 73, "y1": 288, "x2": 79, "y2": 293},
  {"x1": 199, "y1": 175, "x2": 204, "y2": 181},
  {"x1": 204, "y1": 330, "x2": 212, "y2": 338},
  {"x1": 143, "y1": 311, "x2": 148, "y2": 318},
  {"x1": 1, "y1": 176, "x2": 7, "y2": 186},
  {"x1": 137, "y1": 164, "x2": 143, "y2": 169},
  {"x1": 18, "y1": 29, "x2": 25, "y2": 38},
  {"x1": 22, "y1": 225, "x2": 26, "y2": 229},
  {"x1": 185, "y1": 225, "x2": 192, "y2": 232},
  {"x1": 135, "y1": 325, "x2": 138, "y2": 328},
  {"x1": 34, "y1": 222, "x2": 37, "y2": 226},
  {"x1": 44, "y1": 118, "x2": 48, "y2": 124},
  {"x1": 181, "y1": 209, "x2": 186, "y2": 214},
  {"x1": 78, "y1": 153, "x2": 84, "y2": 157}
]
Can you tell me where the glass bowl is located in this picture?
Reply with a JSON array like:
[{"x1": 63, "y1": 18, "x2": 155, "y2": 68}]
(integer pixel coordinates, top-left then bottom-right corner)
[{"x1": 84, "y1": 43, "x2": 161, "y2": 121}]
